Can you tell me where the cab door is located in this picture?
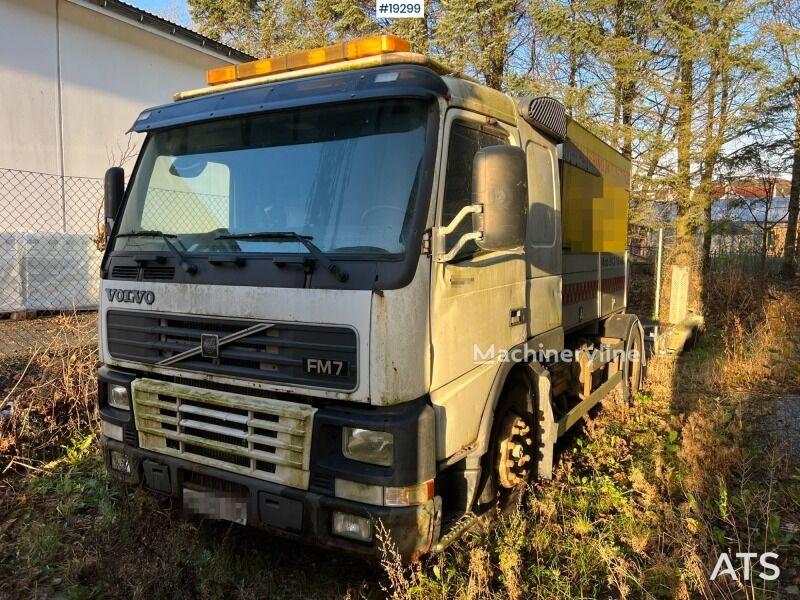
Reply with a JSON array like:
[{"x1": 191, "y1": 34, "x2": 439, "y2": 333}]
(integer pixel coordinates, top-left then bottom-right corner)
[
  {"x1": 429, "y1": 110, "x2": 527, "y2": 460},
  {"x1": 523, "y1": 134, "x2": 563, "y2": 337}
]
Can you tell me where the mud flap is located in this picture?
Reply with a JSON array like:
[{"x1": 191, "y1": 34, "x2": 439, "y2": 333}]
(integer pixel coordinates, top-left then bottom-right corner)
[{"x1": 529, "y1": 362, "x2": 557, "y2": 480}]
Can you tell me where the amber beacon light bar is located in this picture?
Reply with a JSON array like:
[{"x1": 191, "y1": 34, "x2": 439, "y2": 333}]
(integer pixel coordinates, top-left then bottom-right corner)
[{"x1": 206, "y1": 34, "x2": 412, "y2": 86}]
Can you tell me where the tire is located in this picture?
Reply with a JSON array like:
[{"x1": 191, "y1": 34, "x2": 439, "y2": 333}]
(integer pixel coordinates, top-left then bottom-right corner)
[
  {"x1": 474, "y1": 372, "x2": 538, "y2": 514},
  {"x1": 622, "y1": 321, "x2": 644, "y2": 401}
]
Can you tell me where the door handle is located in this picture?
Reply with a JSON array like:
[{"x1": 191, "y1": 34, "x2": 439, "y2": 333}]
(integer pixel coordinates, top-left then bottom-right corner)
[{"x1": 510, "y1": 308, "x2": 526, "y2": 326}]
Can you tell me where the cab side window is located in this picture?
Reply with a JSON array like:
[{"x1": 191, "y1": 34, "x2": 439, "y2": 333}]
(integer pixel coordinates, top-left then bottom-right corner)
[
  {"x1": 442, "y1": 122, "x2": 508, "y2": 258},
  {"x1": 527, "y1": 142, "x2": 556, "y2": 245}
]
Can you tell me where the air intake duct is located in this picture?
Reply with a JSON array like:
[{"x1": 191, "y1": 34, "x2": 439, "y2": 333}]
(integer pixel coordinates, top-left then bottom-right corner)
[{"x1": 517, "y1": 96, "x2": 567, "y2": 142}]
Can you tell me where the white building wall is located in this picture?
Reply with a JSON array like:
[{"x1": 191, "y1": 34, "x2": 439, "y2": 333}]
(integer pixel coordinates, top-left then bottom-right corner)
[
  {"x1": 58, "y1": 0, "x2": 234, "y2": 179},
  {"x1": 0, "y1": 0, "x2": 60, "y2": 175},
  {"x1": 0, "y1": 0, "x2": 241, "y2": 311},
  {"x1": 0, "y1": 0, "x2": 238, "y2": 226}
]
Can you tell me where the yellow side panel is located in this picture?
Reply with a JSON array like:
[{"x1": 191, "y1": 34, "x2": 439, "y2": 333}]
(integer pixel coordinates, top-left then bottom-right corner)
[{"x1": 561, "y1": 122, "x2": 630, "y2": 253}]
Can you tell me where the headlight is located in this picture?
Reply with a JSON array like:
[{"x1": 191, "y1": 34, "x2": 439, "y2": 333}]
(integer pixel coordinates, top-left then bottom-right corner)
[
  {"x1": 331, "y1": 511, "x2": 373, "y2": 542},
  {"x1": 108, "y1": 384, "x2": 130, "y2": 410},
  {"x1": 342, "y1": 427, "x2": 394, "y2": 466},
  {"x1": 109, "y1": 450, "x2": 131, "y2": 473}
]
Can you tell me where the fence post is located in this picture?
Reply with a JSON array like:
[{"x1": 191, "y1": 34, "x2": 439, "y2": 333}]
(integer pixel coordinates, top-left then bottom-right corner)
[
  {"x1": 653, "y1": 227, "x2": 663, "y2": 321},
  {"x1": 60, "y1": 174, "x2": 67, "y2": 233}
]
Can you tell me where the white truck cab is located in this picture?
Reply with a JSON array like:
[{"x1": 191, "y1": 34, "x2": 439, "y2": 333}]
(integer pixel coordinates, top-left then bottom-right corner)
[{"x1": 97, "y1": 35, "x2": 644, "y2": 559}]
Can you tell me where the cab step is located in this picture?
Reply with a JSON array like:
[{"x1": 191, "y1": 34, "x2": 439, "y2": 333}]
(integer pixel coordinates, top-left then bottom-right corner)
[{"x1": 432, "y1": 511, "x2": 480, "y2": 553}]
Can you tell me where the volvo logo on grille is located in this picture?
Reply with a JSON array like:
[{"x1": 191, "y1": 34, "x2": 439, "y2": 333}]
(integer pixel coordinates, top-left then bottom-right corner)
[
  {"x1": 106, "y1": 289, "x2": 155, "y2": 305},
  {"x1": 200, "y1": 334, "x2": 220, "y2": 358}
]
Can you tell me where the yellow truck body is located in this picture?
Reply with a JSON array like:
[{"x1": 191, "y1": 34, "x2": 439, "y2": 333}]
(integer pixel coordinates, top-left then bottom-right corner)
[{"x1": 561, "y1": 121, "x2": 630, "y2": 253}]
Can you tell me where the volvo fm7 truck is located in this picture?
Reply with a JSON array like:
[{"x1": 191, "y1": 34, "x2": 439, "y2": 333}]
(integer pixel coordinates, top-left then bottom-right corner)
[{"x1": 97, "y1": 34, "x2": 644, "y2": 559}]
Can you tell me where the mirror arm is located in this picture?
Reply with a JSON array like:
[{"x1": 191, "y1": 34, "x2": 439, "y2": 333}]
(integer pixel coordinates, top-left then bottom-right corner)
[
  {"x1": 440, "y1": 204, "x2": 483, "y2": 236},
  {"x1": 435, "y1": 232, "x2": 483, "y2": 263},
  {"x1": 432, "y1": 204, "x2": 484, "y2": 263}
]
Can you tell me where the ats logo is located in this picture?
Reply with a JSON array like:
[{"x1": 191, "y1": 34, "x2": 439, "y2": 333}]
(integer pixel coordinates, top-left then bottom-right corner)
[
  {"x1": 106, "y1": 289, "x2": 155, "y2": 305},
  {"x1": 710, "y1": 552, "x2": 780, "y2": 582}
]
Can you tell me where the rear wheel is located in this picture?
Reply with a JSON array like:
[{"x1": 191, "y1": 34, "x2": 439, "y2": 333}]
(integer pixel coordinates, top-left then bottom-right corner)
[{"x1": 623, "y1": 321, "x2": 644, "y2": 400}]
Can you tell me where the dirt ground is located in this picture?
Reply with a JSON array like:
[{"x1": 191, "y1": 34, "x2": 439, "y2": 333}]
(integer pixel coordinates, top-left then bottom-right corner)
[
  {"x1": 0, "y1": 312, "x2": 96, "y2": 357},
  {"x1": 760, "y1": 395, "x2": 800, "y2": 466}
]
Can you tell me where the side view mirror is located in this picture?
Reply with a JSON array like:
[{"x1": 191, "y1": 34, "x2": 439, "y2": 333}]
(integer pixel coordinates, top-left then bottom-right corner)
[
  {"x1": 104, "y1": 167, "x2": 125, "y2": 236},
  {"x1": 432, "y1": 145, "x2": 528, "y2": 263},
  {"x1": 471, "y1": 145, "x2": 527, "y2": 251}
]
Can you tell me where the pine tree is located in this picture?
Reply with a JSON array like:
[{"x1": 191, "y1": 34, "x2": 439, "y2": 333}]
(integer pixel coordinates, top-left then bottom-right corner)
[
  {"x1": 186, "y1": 0, "x2": 775, "y2": 301},
  {"x1": 766, "y1": 0, "x2": 800, "y2": 279},
  {"x1": 186, "y1": 0, "x2": 378, "y2": 57}
]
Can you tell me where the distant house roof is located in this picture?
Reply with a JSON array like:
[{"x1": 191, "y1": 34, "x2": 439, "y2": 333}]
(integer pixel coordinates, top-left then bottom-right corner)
[
  {"x1": 710, "y1": 177, "x2": 791, "y2": 201},
  {"x1": 712, "y1": 196, "x2": 790, "y2": 224},
  {"x1": 76, "y1": 0, "x2": 255, "y2": 62},
  {"x1": 710, "y1": 178, "x2": 792, "y2": 224},
  {"x1": 641, "y1": 196, "x2": 791, "y2": 226}
]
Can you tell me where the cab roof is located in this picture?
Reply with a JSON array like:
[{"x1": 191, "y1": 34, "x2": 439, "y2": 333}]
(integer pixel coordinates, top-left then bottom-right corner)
[
  {"x1": 130, "y1": 34, "x2": 518, "y2": 132},
  {"x1": 130, "y1": 58, "x2": 517, "y2": 133},
  {"x1": 130, "y1": 63, "x2": 449, "y2": 133}
]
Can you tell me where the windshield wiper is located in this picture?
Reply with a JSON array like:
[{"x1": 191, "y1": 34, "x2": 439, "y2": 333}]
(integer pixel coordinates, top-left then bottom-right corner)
[
  {"x1": 116, "y1": 230, "x2": 197, "y2": 274},
  {"x1": 215, "y1": 231, "x2": 349, "y2": 282}
]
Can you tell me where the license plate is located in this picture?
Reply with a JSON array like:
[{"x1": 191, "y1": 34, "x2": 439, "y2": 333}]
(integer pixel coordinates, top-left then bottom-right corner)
[{"x1": 182, "y1": 487, "x2": 247, "y2": 525}]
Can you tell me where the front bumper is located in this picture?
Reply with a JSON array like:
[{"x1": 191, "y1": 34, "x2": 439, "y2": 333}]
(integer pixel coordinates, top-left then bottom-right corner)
[
  {"x1": 100, "y1": 437, "x2": 441, "y2": 560},
  {"x1": 97, "y1": 366, "x2": 440, "y2": 559}
]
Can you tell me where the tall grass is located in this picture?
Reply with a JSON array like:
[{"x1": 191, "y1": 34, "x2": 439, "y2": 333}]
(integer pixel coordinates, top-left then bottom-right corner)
[
  {"x1": 377, "y1": 274, "x2": 800, "y2": 598},
  {"x1": 0, "y1": 313, "x2": 97, "y2": 474},
  {"x1": 1, "y1": 277, "x2": 799, "y2": 598}
]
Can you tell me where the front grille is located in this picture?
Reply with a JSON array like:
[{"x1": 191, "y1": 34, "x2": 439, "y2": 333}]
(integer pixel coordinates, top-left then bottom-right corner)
[
  {"x1": 107, "y1": 311, "x2": 358, "y2": 391},
  {"x1": 133, "y1": 378, "x2": 316, "y2": 489},
  {"x1": 142, "y1": 266, "x2": 175, "y2": 281},
  {"x1": 112, "y1": 265, "x2": 139, "y2": 280},
  {"x1": 182, "y1": 471, "x2": 248, "y2": 495},
  {"x1": 156, "y1": 374, "x2": 301, "y2": 403},
  {"x1": 109, "y1": 266, "x2": 176, "y2": 281}
]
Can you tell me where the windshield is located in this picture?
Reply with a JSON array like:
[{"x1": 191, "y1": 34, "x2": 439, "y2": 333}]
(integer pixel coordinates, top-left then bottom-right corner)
[{"x1": 114, "y1": 99, "x2": 429, "y2": 256}]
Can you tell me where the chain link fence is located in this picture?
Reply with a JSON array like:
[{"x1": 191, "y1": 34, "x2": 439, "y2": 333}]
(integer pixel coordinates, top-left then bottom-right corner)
[
  {"x1": 0, "y1": 168, "x2": 236, "y2": 356},
  {"x1": 627, "y1": 226, "x2": 677, "y2": 323},
  {"x1": 707, "y1": 247, "x2": 783, "y2": 275},
  {"x1": 0, "y1": 168, "x2": 104, "y2": 355},
  {"x1": 627, "y1": 224, "x2": 787, "y2": 336}
]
